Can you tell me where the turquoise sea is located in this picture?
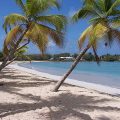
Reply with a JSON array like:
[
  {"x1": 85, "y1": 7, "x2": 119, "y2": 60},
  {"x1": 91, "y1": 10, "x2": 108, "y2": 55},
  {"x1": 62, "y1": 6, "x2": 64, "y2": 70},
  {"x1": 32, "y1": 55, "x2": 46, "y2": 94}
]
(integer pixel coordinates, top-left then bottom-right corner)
[{"x1": 19, "y1": 62, "x2": 120, "y2": 88}]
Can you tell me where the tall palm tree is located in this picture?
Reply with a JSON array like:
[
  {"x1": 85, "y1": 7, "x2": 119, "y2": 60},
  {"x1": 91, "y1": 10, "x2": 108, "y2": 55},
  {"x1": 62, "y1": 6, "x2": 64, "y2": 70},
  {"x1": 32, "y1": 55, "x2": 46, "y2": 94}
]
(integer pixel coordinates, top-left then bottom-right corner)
[
  {"x1": 53, "y1": 0, "x2": 120, "y2": 92},
  {"x1": 0, "y1": 0, "x2": 66, "y2": 71}
]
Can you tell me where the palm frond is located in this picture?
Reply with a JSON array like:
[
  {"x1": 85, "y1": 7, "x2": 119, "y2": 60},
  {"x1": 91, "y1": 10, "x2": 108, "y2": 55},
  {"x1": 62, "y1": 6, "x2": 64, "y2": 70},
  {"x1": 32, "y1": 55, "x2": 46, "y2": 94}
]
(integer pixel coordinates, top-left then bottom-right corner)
[
  {"x1": 25, "y1": 22, "x2": 64, "y2": 53},
  {"x1": 93, "y1": 23, "x2": 108, "y2": 38},
  {"x1": 36, "y1": 23, "x2": 64, "y2": 47},
  {"x1": 103, "y1": 28, "x2": 120, "y2": 47},
  {"x1": 110, "y1": 29, "x2": 120, "y2": 45},
  {"x1": 25, "y1": 23, "x2": 49, "y2": 53},
  {"x1": 105, "y1": 30, "x2": 113, "y2": 47},
  {"x1": 26, "y1": 0, "x2": 60, "y2": 17},
  {"x1": 83, "y1": 0, "x2": 95, "y2": 6},
  {"x1": 111, "y1": 19, "x2": 120, "y2": 28},
  {"x1": 35, "y1": 35, "x2": 49, "y2": 54},
  {"x1": 107, "y1": 0, "x2": 120, "y2": 15},
  {"x1": 97, "y1": 0, "x2": 106, "y2": 12},
  {"x1": 35, "y1": 15, "x2": 67, "y2": 31},
  {"x1": 79, "y1": 23, "x2": 108, "y2": 49},
  {"x1": 72, "y1": 7, "x2": 102, "y2": 23},
  {"x1": 3, "y1": 14, "x2": 27, "y2": 32},
  {"x1": 3, "y1": 26, "x2": 23, "y2": 55},
  {"x1": 72, "y1": 8, "x2": 92, "y2": 22},
  {"x1": 15, "y1": 46, "x2": 28, "y2": 56},
  {"x1": 78, "y1": 26, "x2": 92, "y2": 48}
]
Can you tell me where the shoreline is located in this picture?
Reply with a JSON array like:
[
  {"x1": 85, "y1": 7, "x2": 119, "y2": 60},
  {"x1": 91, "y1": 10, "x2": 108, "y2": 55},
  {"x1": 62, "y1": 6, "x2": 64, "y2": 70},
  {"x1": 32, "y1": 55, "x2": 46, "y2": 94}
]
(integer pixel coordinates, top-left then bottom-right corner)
[
  {"x1": 1, "y1": 62, "x2": 120, "y2": 119},
  {"x1": 10, "y1": 63, "x2": 120, "y2": 95}
]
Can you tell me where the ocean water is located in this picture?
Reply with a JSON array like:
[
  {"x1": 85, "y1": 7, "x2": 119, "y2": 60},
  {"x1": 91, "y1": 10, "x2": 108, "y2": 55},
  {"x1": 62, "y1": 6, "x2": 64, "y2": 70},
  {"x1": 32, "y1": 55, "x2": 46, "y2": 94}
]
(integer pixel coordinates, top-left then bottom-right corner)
[{"x1": 19, "y1": 62, "x2": 120, "y2": 88}]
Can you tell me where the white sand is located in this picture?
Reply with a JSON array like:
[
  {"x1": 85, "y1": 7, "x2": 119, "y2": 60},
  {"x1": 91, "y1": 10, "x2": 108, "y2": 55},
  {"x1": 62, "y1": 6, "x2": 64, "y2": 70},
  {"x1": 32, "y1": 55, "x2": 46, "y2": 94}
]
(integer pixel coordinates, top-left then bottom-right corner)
[
  {"x1": 11, "y1": 63, "x2": 120, "y2": 95},
  {"x1": 0, "y1": 64, "x2": 120, "y2": 120}
]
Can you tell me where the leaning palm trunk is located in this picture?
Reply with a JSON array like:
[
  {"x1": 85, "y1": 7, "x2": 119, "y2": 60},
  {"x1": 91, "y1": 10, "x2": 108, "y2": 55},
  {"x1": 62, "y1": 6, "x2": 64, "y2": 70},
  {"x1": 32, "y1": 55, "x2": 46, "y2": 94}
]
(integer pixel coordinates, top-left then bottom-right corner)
[
  {"x1": 3, "y1": 57, "x2": 17, "y2": 68},
  {"x1": 0, "y1": 57, "x2": 9, "y2": 71},
  {"x1": 52, "y1": 44, "x2": 91, "y2": 92},
  {"x1": 0, "y1": 26, "x2": 29, "y2": 72},
  {"x1": 1, "y1": 40, "x2": 30, "y2": 69}
]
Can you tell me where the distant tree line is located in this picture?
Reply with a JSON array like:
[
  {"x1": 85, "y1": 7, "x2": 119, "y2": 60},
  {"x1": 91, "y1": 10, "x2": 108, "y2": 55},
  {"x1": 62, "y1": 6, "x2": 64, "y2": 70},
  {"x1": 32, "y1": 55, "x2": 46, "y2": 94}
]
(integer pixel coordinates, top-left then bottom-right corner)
[
  {"x1": 14, "y1": 53, "x2": 120, "y2": 62},
  {"x1": 100, "y1": 54, "x2": 120, "y2": 62},
  {"x1": 0, "y1": 51, "x2": 120, "y2": 62}
]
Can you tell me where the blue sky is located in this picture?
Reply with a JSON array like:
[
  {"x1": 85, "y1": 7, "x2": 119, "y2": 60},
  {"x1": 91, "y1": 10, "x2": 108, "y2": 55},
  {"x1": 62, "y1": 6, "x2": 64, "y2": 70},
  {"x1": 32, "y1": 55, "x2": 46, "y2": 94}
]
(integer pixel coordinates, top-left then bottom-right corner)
[{"x1": 0, "y1": 0, "x2": 120, "y2": 55}]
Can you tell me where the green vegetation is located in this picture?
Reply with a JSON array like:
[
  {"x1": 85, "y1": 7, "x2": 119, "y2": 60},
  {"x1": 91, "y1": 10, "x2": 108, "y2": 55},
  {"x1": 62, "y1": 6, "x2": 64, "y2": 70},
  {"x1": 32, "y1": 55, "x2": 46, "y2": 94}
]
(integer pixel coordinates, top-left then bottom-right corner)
[
  {"x1": 19, "y1": 54, "x2": 52, "y2": 61},
  {"x1": 101, "y1": 54, "x2": 120, "y2": 62},
  {"x1": 14, "y1": 53, "x2": 120, "y2": 62},
  {"x1": 15, "y1": 53, "x2": 71, "y2": 61},
  {"x1": 82, "y1": 53, "x2": 95, "y2": 61}
]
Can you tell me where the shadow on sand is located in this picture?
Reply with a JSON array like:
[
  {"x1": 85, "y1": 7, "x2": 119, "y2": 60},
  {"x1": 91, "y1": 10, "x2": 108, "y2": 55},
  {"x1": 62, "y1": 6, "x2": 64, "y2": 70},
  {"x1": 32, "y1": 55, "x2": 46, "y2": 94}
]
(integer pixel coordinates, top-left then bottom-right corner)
[{"x1": 0, "y1": 68, "x2": 120, "y2": 120}]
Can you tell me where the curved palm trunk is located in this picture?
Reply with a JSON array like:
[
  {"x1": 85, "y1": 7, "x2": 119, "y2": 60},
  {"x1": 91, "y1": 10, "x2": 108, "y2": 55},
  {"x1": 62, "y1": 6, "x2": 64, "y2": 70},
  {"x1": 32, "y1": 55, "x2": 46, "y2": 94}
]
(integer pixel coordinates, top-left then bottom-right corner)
[
  {"x1": 0, "y1": 57, "x2": 9, "y2": 71},
  {"x1": 5, "y1": 57, "x2": 17, "y2": 67},
  {"x1": 0, "y1": 39, "x2": 30, "y2": 72},
  {"x1": 0, "y1": 26, "x2": 29, "y2": 72},
  {"x1": 52, "y1": 45, "x2": 91, "y2": 92}
]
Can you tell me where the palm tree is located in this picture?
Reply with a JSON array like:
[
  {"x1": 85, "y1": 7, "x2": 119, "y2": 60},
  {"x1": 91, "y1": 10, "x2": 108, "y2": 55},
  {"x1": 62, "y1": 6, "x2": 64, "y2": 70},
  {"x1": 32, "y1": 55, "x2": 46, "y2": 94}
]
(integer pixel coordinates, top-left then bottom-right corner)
[
  {"x1": 4, "y1": 46, "x2": 31, "y2": 67},
  {"x1": 52, "y1": 0, "x2": 120, "y2": 92},
  {"x1": 0, "y1": 0, "x2": 66, "y2": 71}
]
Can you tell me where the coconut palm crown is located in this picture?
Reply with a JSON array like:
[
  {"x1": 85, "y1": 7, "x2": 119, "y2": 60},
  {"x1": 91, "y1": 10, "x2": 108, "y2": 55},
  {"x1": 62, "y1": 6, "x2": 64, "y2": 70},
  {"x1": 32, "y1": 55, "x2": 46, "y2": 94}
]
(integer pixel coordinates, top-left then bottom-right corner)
[
  {"x1": 73, "y1": 0, "x2": 120, "y2": 49},
  {"x1": 3, "y1": 0, "x2": 67, "y2": 56}
]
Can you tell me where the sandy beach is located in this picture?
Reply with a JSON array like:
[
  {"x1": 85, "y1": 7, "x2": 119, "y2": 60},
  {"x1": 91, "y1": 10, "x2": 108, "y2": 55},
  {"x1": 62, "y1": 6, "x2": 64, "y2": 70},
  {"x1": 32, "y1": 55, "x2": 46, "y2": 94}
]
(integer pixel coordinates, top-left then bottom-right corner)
[{"x1": 0, "y1": 64, "x2": 120, "y2": 120}]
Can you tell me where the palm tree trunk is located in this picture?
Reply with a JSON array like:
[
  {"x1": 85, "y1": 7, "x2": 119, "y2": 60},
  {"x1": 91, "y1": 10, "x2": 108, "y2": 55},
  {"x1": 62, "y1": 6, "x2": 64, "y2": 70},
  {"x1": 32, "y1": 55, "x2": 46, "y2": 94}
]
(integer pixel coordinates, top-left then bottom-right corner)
[
  {"x1": 0, "y1": 25, "x2": 29, "y2": 72},
  {"x1": 92, "y1": 46, "x2": 100, "y2": 64},
  {"x1": 2, "y1": 40, "x2": 30, "y2": 68},
  {"x1": 52, "y1": 45, "x2": 90, "y2": 92},
  {"x1": 14, "y1": 26, "x2": 30, "y2": 50},
  {"x1": 16, "y1": 39, "x2": 30, "y2": 52},
  {"x1": 5, "y1": 57, "x2": 17, "y2": 67},
  {"x1": 0, "y1": 57, "x2": 9, "y2": 72}
]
